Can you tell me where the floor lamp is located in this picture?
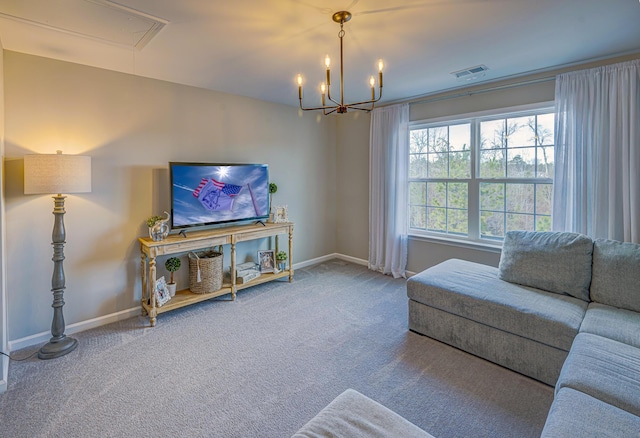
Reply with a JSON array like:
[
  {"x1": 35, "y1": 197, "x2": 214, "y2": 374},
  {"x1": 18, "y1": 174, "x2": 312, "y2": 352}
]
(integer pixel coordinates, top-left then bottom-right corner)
[{"x1": 24, "y1": 151, "x2": 92, "y2": 360}]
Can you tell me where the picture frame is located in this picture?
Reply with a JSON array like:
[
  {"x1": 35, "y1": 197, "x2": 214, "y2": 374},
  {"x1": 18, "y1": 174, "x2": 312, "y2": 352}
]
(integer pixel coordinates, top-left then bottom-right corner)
[
  {"x1": 273, "y1": 205, "x2": 288, "y2": 223},
  {"x1": 257, "y1": 249, "x2": 276, "y2": 273},
  {"x1": 155, "y1": 276, "x2": 171, "y2": 307}
]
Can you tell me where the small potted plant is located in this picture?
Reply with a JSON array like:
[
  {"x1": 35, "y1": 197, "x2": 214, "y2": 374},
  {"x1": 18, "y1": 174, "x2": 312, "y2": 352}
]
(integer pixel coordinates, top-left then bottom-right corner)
[
  {"x1": 276, "y1": 251, "x2": 287, "y2": 271},
  {"x1": 269, "y1": 183, "x2": 278, "y2": 221},
  {"x1": 165, "y1": 257, "x2": 181, "y2": 297}
]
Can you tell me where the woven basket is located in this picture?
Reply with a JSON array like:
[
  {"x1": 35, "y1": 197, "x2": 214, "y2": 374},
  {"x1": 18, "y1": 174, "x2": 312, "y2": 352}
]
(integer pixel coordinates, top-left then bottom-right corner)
[{"x1": 188, "y1": 247, "x2": 223, "y2": 294}]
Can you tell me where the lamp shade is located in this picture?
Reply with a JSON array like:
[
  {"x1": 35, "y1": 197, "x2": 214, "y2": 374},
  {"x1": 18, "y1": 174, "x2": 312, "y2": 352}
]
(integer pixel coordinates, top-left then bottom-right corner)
[{"x1": 24, "y1": 152, "x2": 92, "y2": 195}]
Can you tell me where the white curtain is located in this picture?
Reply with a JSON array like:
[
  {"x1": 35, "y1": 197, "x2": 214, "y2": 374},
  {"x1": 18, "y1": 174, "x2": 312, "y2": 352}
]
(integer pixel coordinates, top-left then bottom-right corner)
[
  {"x1": 369, "y1": 103, "x2": 409, "y2": 278},
  {"x1": 553, "y1": 60, "x2": 640, "y2": 243}
]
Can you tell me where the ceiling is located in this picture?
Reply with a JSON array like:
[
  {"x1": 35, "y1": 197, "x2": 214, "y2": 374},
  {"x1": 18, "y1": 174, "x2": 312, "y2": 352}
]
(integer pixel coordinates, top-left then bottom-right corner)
[{"x1": 1, "y1": 0, "x2": 640, "y2": 109}]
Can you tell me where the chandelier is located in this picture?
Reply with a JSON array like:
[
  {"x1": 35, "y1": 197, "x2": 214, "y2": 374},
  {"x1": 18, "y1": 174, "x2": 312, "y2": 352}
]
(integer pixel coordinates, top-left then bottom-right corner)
[{"x1": 296, "y1": 11, "x2": 384, "y2": 115}]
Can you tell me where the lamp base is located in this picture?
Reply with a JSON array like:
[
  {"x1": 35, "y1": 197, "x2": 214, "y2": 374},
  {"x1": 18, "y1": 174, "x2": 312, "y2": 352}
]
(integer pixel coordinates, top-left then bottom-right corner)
[{"x1": 38, "y1": 335, "x2": 78, "y2": 360}]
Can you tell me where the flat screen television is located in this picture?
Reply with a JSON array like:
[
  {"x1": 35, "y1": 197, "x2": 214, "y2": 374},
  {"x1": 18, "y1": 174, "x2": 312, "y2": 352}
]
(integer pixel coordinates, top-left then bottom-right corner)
[{"x1": 169, "y1": 162, "x2": 270, "y2": 230}]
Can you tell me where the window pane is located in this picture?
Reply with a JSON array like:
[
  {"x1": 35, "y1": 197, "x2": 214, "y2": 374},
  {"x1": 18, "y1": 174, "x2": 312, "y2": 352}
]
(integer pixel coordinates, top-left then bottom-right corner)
[
  {"x1": 429, "y1": 126, "x2": 448, "y2": 153},
  {"x1": 410, "y1": 129, "x2": 429, "y2": 153},
  {"x1": 535, "y1": 184, "x2": 552, "y2": 215},
  {"x1": 507, "y1": 147, "x2": 536, "y2": 178},
  {"x1": 506, "y1": 184, "x2": 535, "y2": 214},
  {"x1": 428, "y1": 153, "x2": 448, "y2": 178},
  {"x1": 481, "y1": 211, "x2": 504, "y2": 239},
  {"x1": 410, "y1": 206, "x2": 426, "y2": 229},
  {"x1": 536, "y1": 146, "x2": 554, "y2": 178},
  {"x1": 480, "y1": 119, "x2": 505, "y2": 149},
  {"x1": 409, "y1": 153, "x2": 427, "y2": 178},
  {"x1": 448, "y1": 183, "x2": 468, "y2": 209},
  {"x1": 480, "y1": 183, "x2": 504, "y2": 211},
  {"x1": 427, "y1": 182, "x2": 446, "y2": 207},
  {"x1": 480, "y1": 150, "x2": 506, "y2": 178},
  {"x1": 409, "y1": 182, "x2": 426, "y2": 205},
  {"x1": 507, "y1": 116, "x2": 536, "y2": 147},
  {"x1": 449, "y1": 123, "x2": 470, "y2": 151},
  {"x1": 448, "y1": 209, "x2": 468, "y2": 235},
  {"x1": 536, "y1": 215, "x2": 552, "y2": 231},
  {"x1": 537, "y1": 113, "x2": 555, "y2": 146},
  {"x1": 450, "y1": 151, "x2": 471, "y2": 178},
  {"x1": 507, "y1": 213, "x2": 534, "y2": 232},
  {"x1": 427, "y1": 207, "x2": 446, "y2": 232}
]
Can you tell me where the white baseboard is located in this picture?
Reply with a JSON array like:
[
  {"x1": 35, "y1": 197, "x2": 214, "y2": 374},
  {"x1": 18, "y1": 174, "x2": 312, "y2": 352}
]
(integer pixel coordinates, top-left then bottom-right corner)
[
  {"x1": 8, "y1": 306, "x2": 140, "y2": 352},
  {"x1": 9, "y1": 253, "x2": 371, "y2": 352}
]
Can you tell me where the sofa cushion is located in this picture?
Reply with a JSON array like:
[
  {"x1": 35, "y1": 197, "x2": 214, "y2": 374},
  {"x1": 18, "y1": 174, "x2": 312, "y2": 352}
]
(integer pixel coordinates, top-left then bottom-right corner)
[
  {"x1": 590, "y1": 238, "x2": 640, "y2": 313},
  {"x1": 541, "y1": 387, "x2": 640, "y2": 438},
  {"x1": 556, "y1": 333, "x2": 640, "y2": 416},
  {"x1": 407, "y1": 259, "x2": 588, "y2": 351},
  {"x1": 498, "y1": 231, "x2": 593, "y2": 301},
  {"x1": 291, "y1": 389, "x2": 434, "y2": 438},
  {"x1": 580, "y1": 303, "x2": 640, "y2": 349}
]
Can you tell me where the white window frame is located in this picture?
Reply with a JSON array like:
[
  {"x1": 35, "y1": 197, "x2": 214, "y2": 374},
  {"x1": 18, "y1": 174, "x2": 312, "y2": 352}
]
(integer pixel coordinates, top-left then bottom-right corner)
[{"x1": 408, "y1": 102, "x2": 554, "y2": 247}]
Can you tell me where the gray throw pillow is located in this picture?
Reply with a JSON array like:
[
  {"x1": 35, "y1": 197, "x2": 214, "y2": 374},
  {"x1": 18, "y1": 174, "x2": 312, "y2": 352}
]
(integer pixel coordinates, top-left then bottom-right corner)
[
  {"x1": 498, "y1": 231, "x2": 593, "y2": 301},
  {"x1": 590, "y1": 239, "x2": 640, "y2": 312}
]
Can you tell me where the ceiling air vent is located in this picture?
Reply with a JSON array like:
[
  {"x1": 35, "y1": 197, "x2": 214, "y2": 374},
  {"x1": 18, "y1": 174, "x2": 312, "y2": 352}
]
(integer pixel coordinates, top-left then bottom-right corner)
[{"x1": 451, "y1": 65, "x2": 489, "y2": 82}]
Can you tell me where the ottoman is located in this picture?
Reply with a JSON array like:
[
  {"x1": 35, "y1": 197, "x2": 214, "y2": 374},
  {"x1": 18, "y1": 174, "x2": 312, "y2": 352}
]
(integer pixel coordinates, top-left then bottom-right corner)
[{"x1": 292, "y1": 389, "x2": 433, "y2": 438}]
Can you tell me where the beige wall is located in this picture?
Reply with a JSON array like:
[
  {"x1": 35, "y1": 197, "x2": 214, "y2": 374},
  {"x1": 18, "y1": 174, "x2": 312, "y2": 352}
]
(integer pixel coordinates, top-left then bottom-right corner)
[
  {"x1": 335, "y1": 112, "x2": 370, "y2": 260},
  {"x1": 0, "y1": 38, "x2": 7, "y2": 391},
  {"x1": 3, "y1": 51, "x2": 337, "y2": 341}
]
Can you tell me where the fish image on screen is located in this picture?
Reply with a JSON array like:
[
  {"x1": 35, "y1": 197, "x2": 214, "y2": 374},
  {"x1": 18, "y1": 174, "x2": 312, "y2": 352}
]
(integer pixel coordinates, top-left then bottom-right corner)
[{"x1": 170, "y1": 163, "x2": 270, "y2": 229}]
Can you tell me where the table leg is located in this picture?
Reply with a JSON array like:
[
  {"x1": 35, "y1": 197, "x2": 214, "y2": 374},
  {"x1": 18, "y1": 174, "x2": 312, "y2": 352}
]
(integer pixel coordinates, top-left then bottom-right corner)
[
  {"x1": 231, "y1": 242, "x2": 237, "y2": 300},
  {"x1": 149, "y1": 256, "x2": 157, "y2": 326},
  {"x1": 288, "y1": 225, "x2": 294, "y2": 282},
  {"x1": 140, "y1": 253, "x2": 148, "y2": 316}
]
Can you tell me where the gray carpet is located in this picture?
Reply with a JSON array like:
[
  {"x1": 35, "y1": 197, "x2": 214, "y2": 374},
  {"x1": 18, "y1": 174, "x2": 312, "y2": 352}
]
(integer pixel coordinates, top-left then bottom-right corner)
[{"x1": 0, "y1": 260, "x2": 553, "y2": 437}]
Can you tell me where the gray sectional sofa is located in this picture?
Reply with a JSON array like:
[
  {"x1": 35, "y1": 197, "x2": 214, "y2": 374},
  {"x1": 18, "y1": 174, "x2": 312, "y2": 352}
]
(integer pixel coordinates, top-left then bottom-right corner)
[{"x1": 407, "y1": 231, "x2": 640, "y2": 437}]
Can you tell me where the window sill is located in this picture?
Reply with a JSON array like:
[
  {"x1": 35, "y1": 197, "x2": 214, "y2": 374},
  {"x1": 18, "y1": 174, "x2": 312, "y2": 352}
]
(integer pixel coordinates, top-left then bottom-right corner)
[{"x1": 408, "y1": 233, "x2": 503, "y2": 253}]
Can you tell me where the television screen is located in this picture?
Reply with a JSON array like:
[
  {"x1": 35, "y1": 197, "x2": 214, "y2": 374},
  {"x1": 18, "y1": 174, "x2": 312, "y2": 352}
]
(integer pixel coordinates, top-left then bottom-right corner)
[{"x1": 170, "y1": 162, "x2": 270, "y2": 229}]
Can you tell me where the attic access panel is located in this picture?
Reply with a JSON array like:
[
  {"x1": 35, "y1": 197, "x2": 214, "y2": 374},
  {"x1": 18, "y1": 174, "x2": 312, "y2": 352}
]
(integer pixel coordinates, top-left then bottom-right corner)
[{"x1": 0, "y1": 0, "x2": 167, "y2": 49}]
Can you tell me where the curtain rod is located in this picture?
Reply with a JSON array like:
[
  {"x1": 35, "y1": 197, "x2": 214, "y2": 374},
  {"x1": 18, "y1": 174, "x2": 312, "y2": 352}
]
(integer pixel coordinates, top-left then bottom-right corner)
[{"x1": 406, "y1": 76, "x2": 555, "y2": 107}]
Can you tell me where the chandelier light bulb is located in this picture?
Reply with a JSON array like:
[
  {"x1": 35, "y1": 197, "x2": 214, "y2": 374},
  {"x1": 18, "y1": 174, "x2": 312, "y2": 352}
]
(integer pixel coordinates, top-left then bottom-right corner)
[
  {"x1": 320, "y1": 83, "x2": 326, "y2": 94},
  {"x1": 325, "y1": 55, "x2": 331, "y2": 69},
  {"x1": 296, "y1": 74, "x2": 303, "y2": 86},
  {"x1": 378, "y1": 60, "x2": 384, "y2": 72},
  {"x1": 369, "y1": 76, "x2": 375, "y2": 87}
]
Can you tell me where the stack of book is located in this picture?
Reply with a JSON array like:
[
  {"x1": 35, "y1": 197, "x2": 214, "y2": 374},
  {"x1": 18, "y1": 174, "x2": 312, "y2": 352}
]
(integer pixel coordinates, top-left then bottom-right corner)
[{"x1": 235, "y1": 262, "x2": 261, "y2": 284}]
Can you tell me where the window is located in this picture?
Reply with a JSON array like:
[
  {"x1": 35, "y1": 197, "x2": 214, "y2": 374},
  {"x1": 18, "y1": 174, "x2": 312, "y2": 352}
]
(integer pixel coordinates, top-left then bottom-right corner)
[{"x1": 409, "y1": 107, "x2": 554, "y2": 243}]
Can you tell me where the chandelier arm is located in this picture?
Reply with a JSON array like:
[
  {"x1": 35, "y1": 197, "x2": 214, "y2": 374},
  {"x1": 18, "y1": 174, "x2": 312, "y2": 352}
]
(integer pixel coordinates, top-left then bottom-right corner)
[
  {"x1": 341, "y1": 93, "x2": 383, "y2": 108},
  {"x1": 326, "y1": 93, "x2": 341, "y2": 106},
  {"x1": 299, "y1": 99, "x2": 340, "y2": 112}
]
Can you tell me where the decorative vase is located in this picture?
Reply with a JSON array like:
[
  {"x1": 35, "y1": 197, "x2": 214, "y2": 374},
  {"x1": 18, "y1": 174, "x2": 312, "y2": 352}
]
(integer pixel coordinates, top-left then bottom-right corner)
[
  {"x1": 278, "y1": 262, "x2": 286, "y2": 271},
  {"x1": 149, "y1": 211, "x2": 170, "y2": 241},
  {"x1": 167, "y1": 282, "x2": 177, "y2": 297}
]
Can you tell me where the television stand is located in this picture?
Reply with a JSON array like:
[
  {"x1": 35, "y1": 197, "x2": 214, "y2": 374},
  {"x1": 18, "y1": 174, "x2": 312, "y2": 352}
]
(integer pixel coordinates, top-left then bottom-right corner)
[{"x1": 138, "y1": 222, "x2": 294, "y2": 326}]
